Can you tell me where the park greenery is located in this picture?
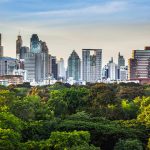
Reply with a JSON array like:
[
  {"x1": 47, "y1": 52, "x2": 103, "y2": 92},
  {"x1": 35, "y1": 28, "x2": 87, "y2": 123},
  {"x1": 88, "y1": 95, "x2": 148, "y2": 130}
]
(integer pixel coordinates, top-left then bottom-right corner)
[{"x1": 0, "y1": 82, "x2": 150, "y2": 150}]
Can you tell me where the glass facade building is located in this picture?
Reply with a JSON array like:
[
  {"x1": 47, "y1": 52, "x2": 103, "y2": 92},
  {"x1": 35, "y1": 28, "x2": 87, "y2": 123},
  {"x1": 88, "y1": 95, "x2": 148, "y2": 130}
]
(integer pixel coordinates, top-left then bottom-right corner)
[
  {"x1": 67, "y1": 50, "x2": 81, "y2": 81},
  {"x1": 30, "y1": 34, "x2": 41, "y2": 53}
]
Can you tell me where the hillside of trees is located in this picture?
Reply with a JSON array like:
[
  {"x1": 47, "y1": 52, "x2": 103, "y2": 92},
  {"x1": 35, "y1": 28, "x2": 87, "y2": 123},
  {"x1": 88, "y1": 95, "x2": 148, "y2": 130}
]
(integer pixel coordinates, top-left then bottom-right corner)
[{"x1": 0, "y1": 82, "x2": 150, "y2": 150}]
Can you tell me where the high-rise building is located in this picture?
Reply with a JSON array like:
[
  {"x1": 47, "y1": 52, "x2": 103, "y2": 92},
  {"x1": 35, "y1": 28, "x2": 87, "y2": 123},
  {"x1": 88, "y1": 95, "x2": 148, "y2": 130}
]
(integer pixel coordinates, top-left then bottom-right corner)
[
  {"x1": 41, "y1": 41, "x2": 49, "y2": 53},
  {"x1": 128, "y1": 47, "x2": 150, "y2": 81},
  {"x1": 0, "y1": 34, "x2": 4, "y2": 57},
  {"x1": 16, "y1": 35, "x2": 23, "y2": 59},
  {"x1": 67, "y1": 50, "x2": 81, "y2": 81},
  {"x1": 24, "y1": 52, "x2": 49, "y2": 82},
  {"x1": 30, "y1": 34, "x2": 41, "y2": 53},
  {"x1": 0, "y1": 57, "x2": 18, "y2": 76},
  {"x1": 120, "y1": 66, "x2": 128, "y2": 81},
  {"x1": 82, "y1": 49, "x2": 102, "y2": 83},
  {"x1": 51, "y1": 56, "x2": 58, "y2": 80},
  {"x1": 20, "y1": 46, "x2": 29, "y2": 59},
  {"x1": 24, "y1": 53, "x2": 35, "y2": 82},
  {"x1": 107, "y1": 58, "x2": 119, "y2": 81},
  {"x1": 24, "y1": 34, "x2": 49, "y2": 82},
  {"x1": 118, "y1": 52, "x2": 125, "y2": 67},
  {"x1": 58, "y1": 58, "x2": 66, "y2": 79}
]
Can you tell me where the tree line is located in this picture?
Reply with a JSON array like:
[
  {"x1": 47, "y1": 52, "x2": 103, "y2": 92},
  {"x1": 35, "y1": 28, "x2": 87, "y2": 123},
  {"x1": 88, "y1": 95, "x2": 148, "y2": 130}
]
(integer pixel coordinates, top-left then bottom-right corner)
[{"x1": 0, "y1": 82, "x2": 150, "y2": 150}]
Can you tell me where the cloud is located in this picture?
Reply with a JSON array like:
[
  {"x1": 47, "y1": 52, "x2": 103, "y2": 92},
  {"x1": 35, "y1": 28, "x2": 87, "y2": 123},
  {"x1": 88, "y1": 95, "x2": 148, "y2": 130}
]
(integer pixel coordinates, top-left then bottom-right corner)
[{"x1": 11, "y1": 1, "x2": 128, "y2": 19}]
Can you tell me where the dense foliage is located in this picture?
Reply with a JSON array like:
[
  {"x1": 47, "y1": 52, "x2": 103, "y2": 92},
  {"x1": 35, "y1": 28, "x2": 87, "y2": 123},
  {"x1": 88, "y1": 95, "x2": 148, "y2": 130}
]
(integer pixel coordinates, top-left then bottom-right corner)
[{"x1": 0, "y1": 82, "x2": 150, "y2": 150}]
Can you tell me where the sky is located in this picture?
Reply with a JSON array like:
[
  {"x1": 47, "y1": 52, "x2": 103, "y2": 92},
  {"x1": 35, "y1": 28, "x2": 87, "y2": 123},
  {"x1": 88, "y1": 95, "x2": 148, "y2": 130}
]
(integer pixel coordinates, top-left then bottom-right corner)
[{"x1": 0, "y1": 0, "x2": 150, "y2": 66}]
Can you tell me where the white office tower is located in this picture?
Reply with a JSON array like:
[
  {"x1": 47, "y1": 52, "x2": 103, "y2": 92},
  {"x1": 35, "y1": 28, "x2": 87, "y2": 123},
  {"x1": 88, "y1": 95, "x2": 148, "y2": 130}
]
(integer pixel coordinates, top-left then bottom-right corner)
[
  {"x1": 82, "y1": 49, "x2": 102, "y2": 83},
  {"x1": 108, "y1": 62, "x2": 118, "y2": 81},
  {"x1": 120, "y1": 66, "x2": 128, "y2": 81},
  {"x1": 24, "y1": 52, "x2": 49, "y2": 83},
  {"x1": 58, "y1": 58, "x2": 66, "y2": 80}
]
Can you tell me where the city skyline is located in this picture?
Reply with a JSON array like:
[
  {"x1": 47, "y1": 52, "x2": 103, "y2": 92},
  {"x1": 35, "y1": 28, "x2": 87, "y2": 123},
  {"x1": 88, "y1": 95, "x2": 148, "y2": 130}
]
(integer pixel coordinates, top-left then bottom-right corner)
[{"x1": 0, "y1": 0, "x2": 150, "y2": 65}]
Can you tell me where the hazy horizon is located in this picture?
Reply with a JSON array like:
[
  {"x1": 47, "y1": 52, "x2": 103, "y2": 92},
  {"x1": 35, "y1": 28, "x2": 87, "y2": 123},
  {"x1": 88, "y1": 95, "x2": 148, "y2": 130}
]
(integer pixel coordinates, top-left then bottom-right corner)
[{"x1": 1, "y1": 0, "x2": 150, "y2": 66}]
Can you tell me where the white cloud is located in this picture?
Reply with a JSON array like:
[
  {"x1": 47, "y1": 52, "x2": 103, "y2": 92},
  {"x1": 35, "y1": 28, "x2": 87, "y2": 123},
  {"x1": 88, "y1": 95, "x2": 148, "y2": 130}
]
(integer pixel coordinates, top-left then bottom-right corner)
[{"x1": 11, "y1": 1, "x2": 127, "y2": 19}]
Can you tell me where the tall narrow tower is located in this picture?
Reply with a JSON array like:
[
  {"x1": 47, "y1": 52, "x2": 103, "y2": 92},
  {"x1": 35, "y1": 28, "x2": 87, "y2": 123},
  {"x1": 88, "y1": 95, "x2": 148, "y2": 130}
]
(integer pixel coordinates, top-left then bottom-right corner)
[
  {"x1": 16, "y1": 35, "x2": 23, "y2": 59},
  {"x1": 0, "y1": 34, "x2": 3, "y2": 57}
]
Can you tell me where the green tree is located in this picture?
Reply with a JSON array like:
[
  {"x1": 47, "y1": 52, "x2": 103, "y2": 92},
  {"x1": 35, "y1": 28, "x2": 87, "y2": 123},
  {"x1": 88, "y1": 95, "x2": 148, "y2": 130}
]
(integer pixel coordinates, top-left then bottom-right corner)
[
  {"x1": 0, "y1": 112, "x2": 23, "y2": 133},
  {"x1": 0, "y1": 128, "x2": 21, "y2": 150},
  {"x1": 114, "y1": 139, "x2": 143, "y2": 150},
  {"x1": 49, "y1": 131, "x2": 97, "y2": 150},
  {"x1": 137, "y1": 97, "x2": 150, "y2": 127}
]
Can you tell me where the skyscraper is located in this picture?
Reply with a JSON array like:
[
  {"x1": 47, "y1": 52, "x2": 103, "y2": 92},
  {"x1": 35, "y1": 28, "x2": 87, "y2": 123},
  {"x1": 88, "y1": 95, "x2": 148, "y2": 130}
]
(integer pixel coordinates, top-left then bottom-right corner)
[
  {"x1": 118, "y1": 52, "x2": 125, "y2": 67},
  {"x1": 58, "y1": 58, "x2": 66, "y2": 79},
  {"x1": 107, "y1": 58, "x2": 119, "y2": 81},
  {"x1": 24, "y1": 52, "x2": 49, "y2": 82},
  {"x1": 16, "y1": 35, "x2": 22, "y2": 59},
  {"x1": 82, "y1": 49, "x2": 102, "y2": 83},
  {"x1": 51, "y1": 56, "x2": 58, "y2": 80},
  {"x1": 67, "y1": 50, "x2": 81, "y2": 81},
  {"x1": 30, "y1": 34, "x2": 41, "y2": 53},
  {"x1": 20, "y1": 46, "x2": 29, "y2": 59},
  {"x1": 41, "y1": 41, "x2": 49, "y2": 53},
  {"x1": 0, "y1": 34, "x2": 4, "y2": 57},
  {"x1": 128, "y1": 47, "x2": 150, "y2": 82},
  {"x1": 24, "y1": 34, "x2": 49, "y2": 82}
]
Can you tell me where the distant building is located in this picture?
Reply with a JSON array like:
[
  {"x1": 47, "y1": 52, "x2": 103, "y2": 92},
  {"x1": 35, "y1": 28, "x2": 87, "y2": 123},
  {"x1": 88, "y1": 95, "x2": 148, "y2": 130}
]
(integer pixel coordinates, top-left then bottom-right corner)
[
  {"x1": 67, "y1": 50, "x2": 81, "y2": 81},
  {"x1": 41, "y1": 41, "x2": 49, "y2": 53},
  {"x1": 120, "y1": 66, "x2": 128, "y2": 81},
  {"x1": 118, "y1": 52, "x2": 125, "y2": 67},
  {"x1": 128, "y1": 47, "x2": 150, "y2": 82},
  {"x1": 107, "y1": 58, "x2": 119, "y2": 80},
  {"x1": 30, "y1": 34, "x2": 41, "y2": 53},
  {"x1": 20, "y1": 46, "x2": 29, "y2": 59},
  {"x1": 58, "y1": 58, "x2": 66, "y2": 79},
  {"x1": 24, "y1": 34, "x2": 49, "y2": 83},
  {"x1": 0, "y1": 75, "x2": 23, "y2": 85},
  {"x1": 51, "y1": 56, "x2": 58, "y2": 80},
  {"x1": 0, "y1": 34, "x2": 3, "y2": 57},
  {"x1": 24, "y1": 53, "x2": 35, "y2": 82},
  {"x1": 16, "y1": 35, "x2": 23, "y2": 59},
  {"x1": 13, "y1": 69, "x2": 27, "y2": 81},
  {"x1": 0, "y1": 57, "x2": 18, "y2": 76},
  {"x1": 24, "y1": 52, "x2": 49, "y2": 82},
  {"x1": 82, "y1": 49, "x2": 102, "y2": 82}
]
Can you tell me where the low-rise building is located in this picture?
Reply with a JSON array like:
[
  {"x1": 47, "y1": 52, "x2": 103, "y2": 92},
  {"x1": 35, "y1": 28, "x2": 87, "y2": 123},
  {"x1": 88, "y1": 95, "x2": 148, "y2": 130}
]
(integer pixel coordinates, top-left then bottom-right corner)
[{"x1": 0, "y1": 75, "x2": 23, "y2": 85}]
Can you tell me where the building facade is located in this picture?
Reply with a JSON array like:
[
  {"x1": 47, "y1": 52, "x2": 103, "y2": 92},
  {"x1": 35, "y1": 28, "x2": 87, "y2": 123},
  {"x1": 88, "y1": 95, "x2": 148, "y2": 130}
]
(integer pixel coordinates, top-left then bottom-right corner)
[
  {"x1": 20, "y1": 46, "x2": 29, "y2": 59},
  {"x1": 51, "y1": 56, "x2": 58, "y2": 80},
  {"x1": 0, "y1": 57, "x2": 18, "y2": 76},
  {"x1": 118, "y1": 52, "x2": 125, "y2": 67},
  {"x1": 16, "y1": 35, "x2": 23, "y2": 59},
  {"x1": 82, "y1": 49, "x2": 102, "y2": 83},
  {"x1": 58, "y1": 58, "x2": 66, "y2": 80},
  {"x1": 30, "y1": 34, "x2": 41, "y2": 53},
  {"x1": 24, "y1": 34, "x2": 49, "y2": 83},
  {"x1": 67, "y1": 50, "x2": 81, "y2": 81},
  {"x1": 24, "y1": 52, "x2": 49, "y2": 82},
  {"x1": 120, "y1": 66, "x2": 128, "y2": 81},
  {"x1": 128, "y1": 47, "x2": 150, "y2": 81}
]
